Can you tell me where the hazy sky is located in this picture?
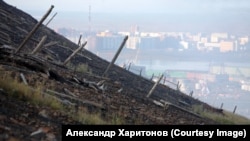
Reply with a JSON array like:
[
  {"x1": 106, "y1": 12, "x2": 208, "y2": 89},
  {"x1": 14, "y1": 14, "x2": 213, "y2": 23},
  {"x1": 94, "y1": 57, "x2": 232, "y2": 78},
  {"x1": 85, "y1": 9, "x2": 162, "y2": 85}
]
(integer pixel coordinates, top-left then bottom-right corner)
[
  {"x1": 6, "y1": 0, "x2": 250, "y2": 13},
  {"x1": 5, "y1": 0, "x2": 250, "y2": 32}
]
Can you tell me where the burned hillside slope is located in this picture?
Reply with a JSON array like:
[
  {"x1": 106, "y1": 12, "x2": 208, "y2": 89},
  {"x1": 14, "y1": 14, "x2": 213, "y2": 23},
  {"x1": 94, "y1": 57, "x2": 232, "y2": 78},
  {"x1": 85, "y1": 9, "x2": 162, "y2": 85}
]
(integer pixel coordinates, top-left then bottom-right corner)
[
  {"x1": 0, "y1": 0, "x2": 224, "y2": 140},
  {"x1": 0, "y1": 0, "x2": 222, "y2": 123}
]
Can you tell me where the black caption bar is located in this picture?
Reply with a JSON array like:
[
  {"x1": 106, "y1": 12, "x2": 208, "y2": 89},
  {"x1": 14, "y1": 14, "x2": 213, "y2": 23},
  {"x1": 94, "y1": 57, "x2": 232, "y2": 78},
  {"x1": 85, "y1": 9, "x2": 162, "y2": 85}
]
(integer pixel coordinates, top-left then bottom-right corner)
[{"x1": 62, "y1": 125, "x2": 250, "y2": 141}]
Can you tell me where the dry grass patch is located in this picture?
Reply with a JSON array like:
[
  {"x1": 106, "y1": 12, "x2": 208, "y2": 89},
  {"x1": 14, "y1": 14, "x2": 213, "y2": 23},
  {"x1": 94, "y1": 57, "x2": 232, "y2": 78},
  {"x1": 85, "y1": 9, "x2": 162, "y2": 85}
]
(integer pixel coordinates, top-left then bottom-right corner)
[
  {"x1": 192, "y1": 104, "x2": 250, "y2": 124},
  {"x1": 0, "y1": 69, "x2": 63, "y2": 110},
  {"x1": 0, "y1": 66, "x2": 124, "y2": 124}
]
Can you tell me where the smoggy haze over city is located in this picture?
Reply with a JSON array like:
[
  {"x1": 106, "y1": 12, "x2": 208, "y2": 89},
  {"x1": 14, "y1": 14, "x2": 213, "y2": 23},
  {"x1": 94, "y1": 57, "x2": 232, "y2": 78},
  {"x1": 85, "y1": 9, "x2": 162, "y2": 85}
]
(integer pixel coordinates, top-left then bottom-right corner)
[{"x1": 6, "y1": 0, "x2": 250, "y2": 33}]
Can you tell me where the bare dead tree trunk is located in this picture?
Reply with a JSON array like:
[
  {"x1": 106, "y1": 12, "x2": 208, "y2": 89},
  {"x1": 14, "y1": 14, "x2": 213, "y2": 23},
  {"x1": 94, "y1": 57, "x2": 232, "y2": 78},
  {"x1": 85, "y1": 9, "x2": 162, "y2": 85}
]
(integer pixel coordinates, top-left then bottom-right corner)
[
  {"x1": 151, "y1": 73, "x2": 154, "y2": 81},
  {"x1": 102, "y1": 35, "x2": 128, "y2": 77},
  {"x1": 139, "y1": 68, "x2": 143, "y2": 76},
  {"x1": 31, "y1": 35, "x2": 47, "y2": 54},
  {"x1": 220, "y1": 103, "x2": 223, "y2": 109},
  {"x1": 233, "y1": 105, "x2": 237, "y2": 114},
  {"x1": 127, "y1": 62, "x2": 131, "y2": 71},
  {"x1": 177, "y1": 81, "x2": 182, "y2": 91},
  {"x1": 77, "y1": 34, "x2": 82, "y2": 46},
  {"x1": 63, "y1": 41, "x2": 87, "y2": 66},
  {"x1": 15, "y1": 5, "x2": 54, "y2": 53},
  {"x1": 45, "y1": 12, "x2": 57, "y2": 26},
  {"x1": 147, "y1": 74, "x2": 164, "y2": 98}
]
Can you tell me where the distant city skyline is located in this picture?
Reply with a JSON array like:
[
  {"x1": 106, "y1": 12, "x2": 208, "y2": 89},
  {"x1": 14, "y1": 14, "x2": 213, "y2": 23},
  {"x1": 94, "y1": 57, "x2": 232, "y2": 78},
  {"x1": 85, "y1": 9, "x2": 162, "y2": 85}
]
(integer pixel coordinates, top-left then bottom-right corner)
[{"x1": 5, "y1": 0, "x2": 250, "y2": 33}]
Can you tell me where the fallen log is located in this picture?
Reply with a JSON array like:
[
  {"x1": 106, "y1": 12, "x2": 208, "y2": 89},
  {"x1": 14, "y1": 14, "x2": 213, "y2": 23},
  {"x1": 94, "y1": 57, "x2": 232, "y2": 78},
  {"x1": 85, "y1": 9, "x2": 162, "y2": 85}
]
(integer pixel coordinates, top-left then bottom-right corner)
[
  {"x1": 63, "y1": 88, "x2": 78, "y2": 98},
  {"x1": 44, "y1": 41, "x2": 58, "y2": 47},
  {"x1": 0, "y1": 64, "x2": 35, "y2": 74},
  {"x1": 71, "y1": 77, "x2": 106, "y2": 93},
  {"x1": 45, "y1": 89, "x2": 104, "y2": 109},
  {"x1": 158, "y1": 99, "x2": 202, "y2": 119}
]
